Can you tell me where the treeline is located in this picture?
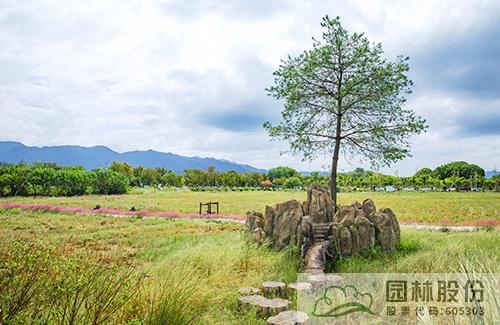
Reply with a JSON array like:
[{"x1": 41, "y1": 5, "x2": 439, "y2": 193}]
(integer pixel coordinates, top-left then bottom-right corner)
[
  {"x1": 0, "y1": 161, "x2": 498, "y2": 197},
  {"x1": 0, "y1": 163, "x2": 129, "y2": 196},
  {"x1": 296, "y1": 162, "x2": 497, "y2": 192}
]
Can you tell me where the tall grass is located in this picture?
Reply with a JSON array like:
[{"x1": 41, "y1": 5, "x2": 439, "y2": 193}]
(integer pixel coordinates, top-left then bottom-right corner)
[
  {"x1": 146, "y1": 267, "x2": 204, "y2": 325},
  {"x1": 0, "y1": 241, "x2": 142, "y2": 324}
]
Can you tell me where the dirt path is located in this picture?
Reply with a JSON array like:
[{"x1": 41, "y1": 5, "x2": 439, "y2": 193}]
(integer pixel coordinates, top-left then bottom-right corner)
[{"x1": 2, "y1": 203, "x2": 497, "y2": 230}]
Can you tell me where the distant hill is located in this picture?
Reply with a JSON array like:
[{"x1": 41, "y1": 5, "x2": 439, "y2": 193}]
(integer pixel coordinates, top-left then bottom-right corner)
[
  {"x1": 0, "y1": 141, "x2": 266, "y2": 174},
  {"x1": 485, "y1": 170, "x2": 497, "y2": 179}
]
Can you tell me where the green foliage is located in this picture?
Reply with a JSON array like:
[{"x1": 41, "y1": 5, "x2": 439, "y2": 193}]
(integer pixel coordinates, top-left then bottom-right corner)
[
  {"x1": 0, "y1": 159, "x2": 494, "y2": 198},
  {"x1": 264, "y1": 16, "x2": 426, "y2": 167},
  {"x1": 93, "y1": 168, "x2": 129, "y2": 194},
  {"x1": 267, "y1": 166, "x2": 298, "y2": 180},
  {"x1": 283, "y1": 176, "x2": 303, "y2": 189},
  {"x1": 0, "y1": 163, "x2": 128, "y2": 197},
  {"x1": 414, "y1": 168, "x2": 433, "y2": 178},
  {"x1": 434, "y1": 161, "x2": 485, "y2": 179}
]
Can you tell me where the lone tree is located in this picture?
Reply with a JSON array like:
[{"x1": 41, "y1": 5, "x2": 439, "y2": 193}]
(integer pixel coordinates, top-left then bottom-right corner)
[{"x1": 264, "y1": 16, "x2": 427, "y2": 209}]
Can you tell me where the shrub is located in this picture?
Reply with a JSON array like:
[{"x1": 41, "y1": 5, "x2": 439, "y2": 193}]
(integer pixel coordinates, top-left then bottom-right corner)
[{"x1": 92, "y1": 168, "x2": 129, "y2": 195}]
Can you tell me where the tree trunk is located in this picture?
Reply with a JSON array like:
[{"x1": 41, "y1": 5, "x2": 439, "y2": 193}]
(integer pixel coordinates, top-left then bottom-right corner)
[
  {"x1": 330, "y1": 54, "x2": 343, "y2": 212},
  {"x1": 329, "y1": 138, "x2": 341, "y2": 212}
]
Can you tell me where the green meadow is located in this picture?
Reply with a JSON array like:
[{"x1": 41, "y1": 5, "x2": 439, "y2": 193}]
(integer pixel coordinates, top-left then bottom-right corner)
[
  {"x1": 1, "y1": 189, "x2": 498, "y2": 224},
  {"x1": 0, "y1": 189, "x2": 498, "y2": 324}
]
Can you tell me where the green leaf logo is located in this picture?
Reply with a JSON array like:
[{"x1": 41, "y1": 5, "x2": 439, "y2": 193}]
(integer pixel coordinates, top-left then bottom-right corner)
[{"x1": 312, "y1": 284, "x2": 376, "y2": 318}]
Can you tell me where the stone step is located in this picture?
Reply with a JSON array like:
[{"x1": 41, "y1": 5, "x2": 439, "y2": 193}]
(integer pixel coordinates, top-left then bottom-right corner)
[
  {"x1": 303, "y1": 242, "x2": 326, "y2": 272},
  {"x1": 238, "y1": 294, "x2": 290, "y2": 317},
  {"x1": 262, "y1": 281, "x2": 286, "y2": 298},
  {"x1": 306, "y1": 273, "x2": 344, "y2": 290},
  {"x1": 238, "y1": 287, "x2": 261, "y2": 296},
  {"x1": 313, "y1": 230, "x2": 329, "y2": 235},
  {"x1": 313, "y1": 222, "x2": 332, "y2": 227},
  {"x1": 267, "y1": 310, "x2": 310, "y2": 325},
  {"x1": 287, "y1": 282, "x2": 312, "y2": 294}
]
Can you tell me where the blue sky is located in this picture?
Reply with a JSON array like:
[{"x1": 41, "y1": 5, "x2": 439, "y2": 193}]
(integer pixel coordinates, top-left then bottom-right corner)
[{"x1": 1, "y1": 0, "x2": 499, "y2": 175}]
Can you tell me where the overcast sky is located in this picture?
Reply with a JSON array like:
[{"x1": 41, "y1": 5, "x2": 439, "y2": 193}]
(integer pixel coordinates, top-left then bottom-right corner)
[{"x1": 1, "y1": 0, "x2": 499, "y2": 175}]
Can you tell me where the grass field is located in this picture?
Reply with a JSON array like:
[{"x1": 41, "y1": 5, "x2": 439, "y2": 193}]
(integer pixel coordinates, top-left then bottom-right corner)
[
  {"x1": 1, "y1": 188, "x2": 499, "y2": 224},
  {"x1": 0, "y1": 206, "x2": 499, "y2": 324},
  {"x1": 1, "y1": 190, "x2": 499, "y2": 323}
]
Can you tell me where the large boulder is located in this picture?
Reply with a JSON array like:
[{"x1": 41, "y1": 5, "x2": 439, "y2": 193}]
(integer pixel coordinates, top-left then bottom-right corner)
[
  {"x1": 246, "y1": 210, "x2": 264, "y2": 231},
  {"x1": 332, "y1": 200, "x2": 398, "y2": 255},
  {"x1": 372, "y1": 207, "x2": 400, "y2": 251},
  {"x1": 362, "y1": 199, "x2": 377, "y2": 219},
  {"x1": 245, "y1": 186, "x2": 400, "y2": 272},
  {"x1": 264, "y1": 205, "x2": 276, "y2": 237},
  {"x1": 246, "y1": 211, "x2": 265, "y2": 242},
  {"x1": 265, "y1": 200, "x2": 303, "y2": 249},
  {"x1": 304, "y1": 184, "x2": 334, "y2": 224}
]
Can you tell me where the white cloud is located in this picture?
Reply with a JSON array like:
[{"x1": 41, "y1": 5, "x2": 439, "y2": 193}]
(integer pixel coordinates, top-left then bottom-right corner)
[{"x1": 1, "y1": 0, "x2": 499, "y2": 175}]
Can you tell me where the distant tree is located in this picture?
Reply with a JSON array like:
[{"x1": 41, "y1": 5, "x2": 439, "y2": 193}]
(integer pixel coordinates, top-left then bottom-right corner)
[
  {"x1": 110, "y1": 161, "x2": 133, "y2": 177},
  {"x1": 220, "y1": 170, "x2": 239, "y2": 187},
  {"x1": 433, "y1": 161, "x2": 485, "y2": 180},
  {"x1": 93, "y1": 169, "x2": 129, "y2": 194},
  {"x1": 283, "y1": 176, "x2": 303, "y2": 189},
  {"x1": 267, "y1": 166, "x2": 298, "y2": 180},
  {"x1": 414, "y1": 168, "x2": 433, "y2": 178},
  {"x1": 183, "y1": 169, "x2": 208, "y2": 187},
  {"x1": 353, "y1": 167, "x2": 365, "y2": 174},
  {"x1": 264, "y1": 16, "x2": 426, "y2": 209},
  {"x1": 310, "y1": 171, "x2": 320, "y2": 179},
  {"x1": 272, "y1": 176, "x2": 287, "y2": 187},
  {"x1": 160, "y1": 170, "x2": 183, "y2": 187}
]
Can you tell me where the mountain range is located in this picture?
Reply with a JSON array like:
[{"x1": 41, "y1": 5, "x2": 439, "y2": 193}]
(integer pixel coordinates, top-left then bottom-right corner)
[{"x1": 0, "y1": 141, "x2": 266, "y2": 174}]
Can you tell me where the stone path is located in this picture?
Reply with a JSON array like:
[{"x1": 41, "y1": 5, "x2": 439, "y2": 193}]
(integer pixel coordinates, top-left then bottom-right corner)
[
  {"x1": 239, "y1": 280, "x2": 311, "y2": 324},
  {"x1": 267, "y1": 311, "x2": 309, "y2": 325},
  {"x1": 303, "y1": 241, "x2": 326, "y2": 274},
  {"x1": 303, "y1": 222, "x2": 332, "y2": 274}
]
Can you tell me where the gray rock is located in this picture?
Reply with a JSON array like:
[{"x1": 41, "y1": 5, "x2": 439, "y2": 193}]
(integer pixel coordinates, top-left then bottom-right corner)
[
  {"x1": 267, "y1": 310, "x2": 310, "y2": 325},
  {"x1": 304, "y1": 185, "x2": 334, "y2": 224},
  {"x1": 372, "y1": 212, "x2": 398, "y2": 251},
  {"x1": 271, "y1": 200, "x2": 303, "y2": 249},
  {"x1": 338, "y1": 226, "x2": 352, "y2": 256},
  {"x1": 380, "y1": 207, "x2": 401, "y2": 243},
  {"x1": 245, "y1": 189, "x2": 400, "y2": 273},
  {"x1": 362, "y1": 199, "x2": 377, "y2": 218},
  {"x1": 246, "y1": 210, "x2": 264, "y2": 232},
  {"x1": 264, "y1": 205, "x2": 276, "y2": 237}
]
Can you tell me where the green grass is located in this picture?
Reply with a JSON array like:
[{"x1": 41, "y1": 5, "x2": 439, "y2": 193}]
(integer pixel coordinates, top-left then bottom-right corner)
[
  {"x1": 0, "y1": 207, "x2": 498, "y2": 324},
  {"x1": 1, "y1": 188, "x2": 499, "y2": 224},
  {"x1": 330, "y1": 228, "x2": 499, "y2": 273},
  {"x1": 0, "y1": 208, "x2": 296, "y2": 324}
]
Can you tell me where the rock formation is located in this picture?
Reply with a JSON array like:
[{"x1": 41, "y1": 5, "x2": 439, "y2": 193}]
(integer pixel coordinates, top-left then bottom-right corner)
[{"x1": 246, "y1": 185, "x2": 400, "y2": 273}]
